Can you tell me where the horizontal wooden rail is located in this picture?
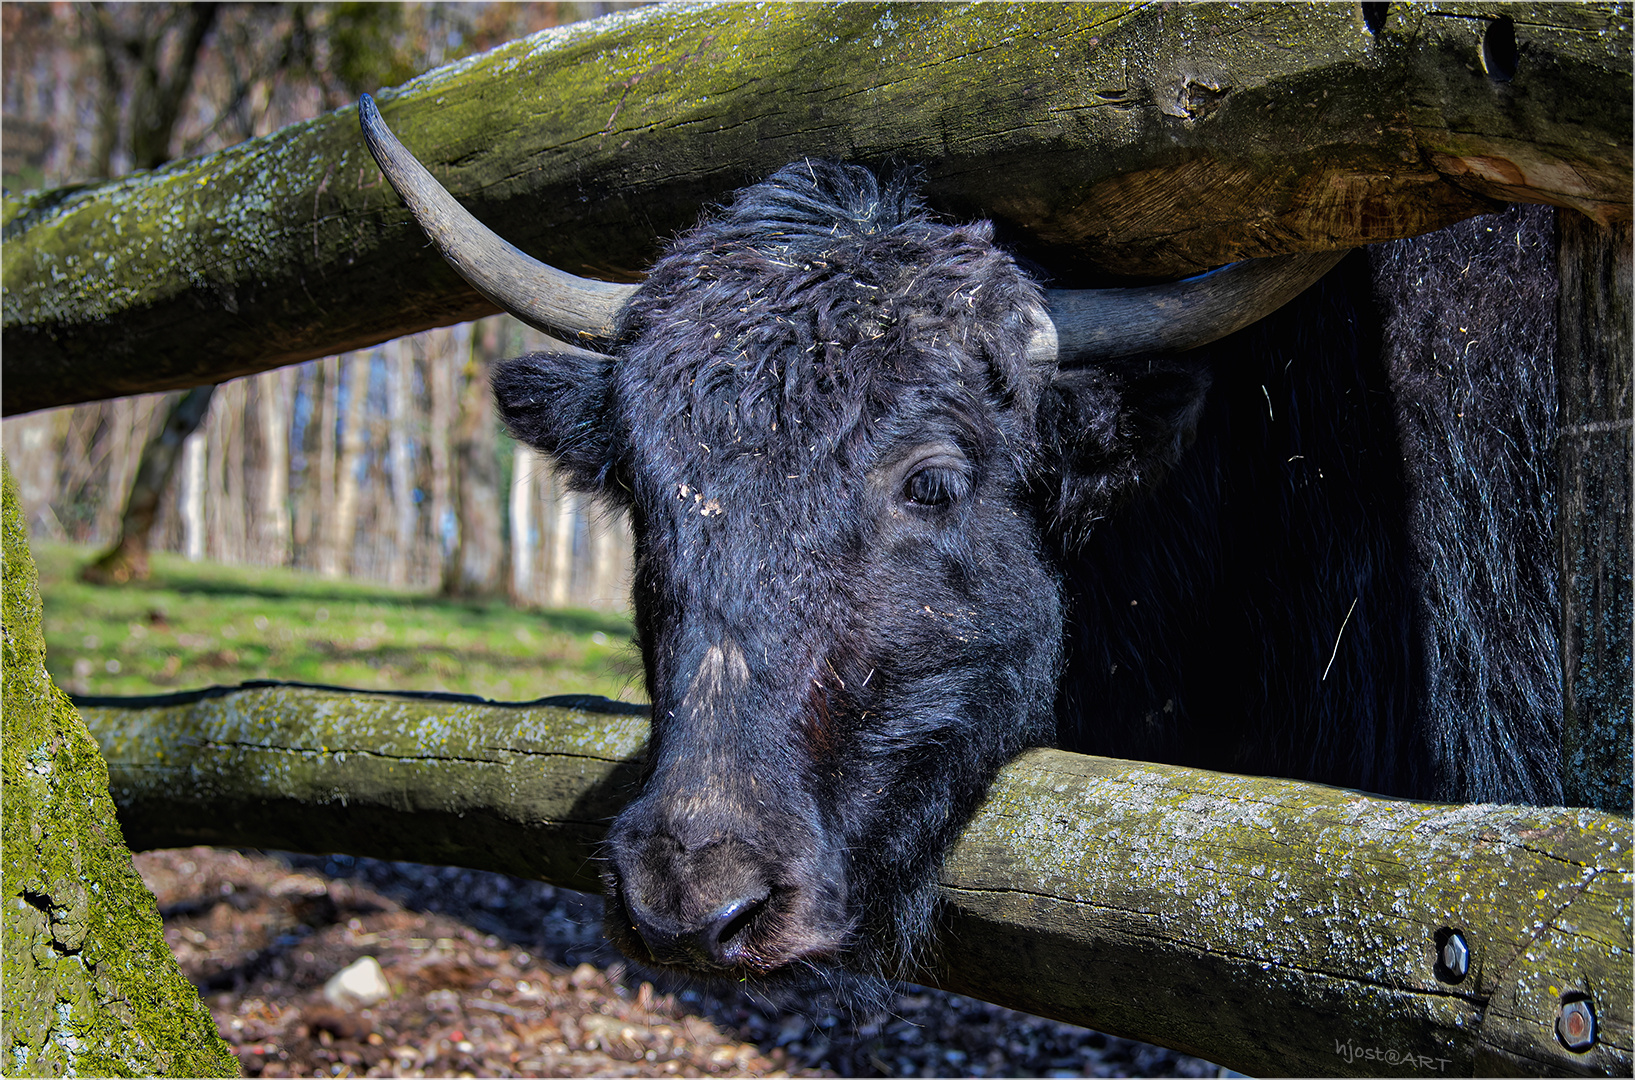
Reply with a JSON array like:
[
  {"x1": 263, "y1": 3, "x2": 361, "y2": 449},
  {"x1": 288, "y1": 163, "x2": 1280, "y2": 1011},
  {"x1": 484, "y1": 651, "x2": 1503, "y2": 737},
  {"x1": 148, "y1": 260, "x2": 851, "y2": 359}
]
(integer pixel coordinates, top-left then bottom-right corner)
[
  {"x1": 5, "y1": 1, "x2": 1630, "y2": 415},
  {"x1": 79, "y1": 683, "x2": 1632, "y2": 1077}
]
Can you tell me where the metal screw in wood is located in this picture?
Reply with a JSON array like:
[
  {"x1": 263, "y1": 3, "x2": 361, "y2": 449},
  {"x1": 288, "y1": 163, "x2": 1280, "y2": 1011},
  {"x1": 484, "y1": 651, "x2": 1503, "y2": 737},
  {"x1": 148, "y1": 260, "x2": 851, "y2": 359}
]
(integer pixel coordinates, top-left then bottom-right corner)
[
  {"x1": 1558, "y1": 997, "x2": 1596, "y2": 1053},
  {"x1": 1438, "y1": 931, "x2": 1470, "y2": 981}
]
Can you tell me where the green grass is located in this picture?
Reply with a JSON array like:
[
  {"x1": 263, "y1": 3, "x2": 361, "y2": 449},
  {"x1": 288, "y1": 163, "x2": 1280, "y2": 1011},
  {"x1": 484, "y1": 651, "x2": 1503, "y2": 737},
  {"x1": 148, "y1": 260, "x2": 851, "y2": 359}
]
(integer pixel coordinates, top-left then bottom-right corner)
[{"x1": 31, "y1": 541, "x2": 645, "y2": 704}]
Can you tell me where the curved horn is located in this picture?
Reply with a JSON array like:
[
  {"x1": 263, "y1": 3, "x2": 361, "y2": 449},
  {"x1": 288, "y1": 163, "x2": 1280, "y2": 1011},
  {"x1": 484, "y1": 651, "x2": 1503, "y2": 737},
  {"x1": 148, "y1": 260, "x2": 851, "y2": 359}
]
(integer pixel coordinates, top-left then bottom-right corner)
[
  {"x1": 358, "y1": 93, "x2": 637, "y2": 341},
  {"x1": 1036, "y1": 250, "x2": 1350, "y2": 366}
]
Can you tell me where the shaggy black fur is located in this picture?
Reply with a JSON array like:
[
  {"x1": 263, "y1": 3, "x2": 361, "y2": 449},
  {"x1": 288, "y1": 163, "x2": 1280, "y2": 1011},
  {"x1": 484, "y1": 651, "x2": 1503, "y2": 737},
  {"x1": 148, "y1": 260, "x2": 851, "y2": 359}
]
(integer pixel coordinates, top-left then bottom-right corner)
[
  {"x1": 1055, "y1": 204, "x2": 1561, "y2": 805},
  {"x1": 1376, "y1": 206, "x2": 1561, "y2": 805},
  {"x1": 492, "y1": 162, "x2": 1562, "y2": 990}
]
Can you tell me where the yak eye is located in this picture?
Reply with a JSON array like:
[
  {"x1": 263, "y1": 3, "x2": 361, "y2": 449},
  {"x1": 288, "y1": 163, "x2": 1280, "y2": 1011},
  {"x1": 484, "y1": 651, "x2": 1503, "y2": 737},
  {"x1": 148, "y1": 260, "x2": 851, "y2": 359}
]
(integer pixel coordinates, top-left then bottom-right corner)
[{"x1": 904, "y1": 465, "x2": 967, "y2": 508}]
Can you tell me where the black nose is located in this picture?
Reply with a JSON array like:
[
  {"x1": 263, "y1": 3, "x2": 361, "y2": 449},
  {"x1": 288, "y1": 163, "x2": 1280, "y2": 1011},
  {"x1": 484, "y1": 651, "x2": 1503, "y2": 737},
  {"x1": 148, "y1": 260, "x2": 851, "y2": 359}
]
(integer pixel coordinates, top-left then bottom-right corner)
[{"x1": 627, "y1": 889, "x2": 771, "y2": 969}]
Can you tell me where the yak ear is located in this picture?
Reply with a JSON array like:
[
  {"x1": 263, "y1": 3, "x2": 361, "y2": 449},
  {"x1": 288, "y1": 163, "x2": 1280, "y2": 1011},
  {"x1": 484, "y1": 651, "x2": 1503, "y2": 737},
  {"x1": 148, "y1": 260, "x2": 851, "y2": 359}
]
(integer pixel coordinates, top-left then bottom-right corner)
[
  {"x1": 491, "y1": 349, "x2": 624, "y2": 502},
  {"x1": 1033, "y1": 358, "x2": 1212, "y2": 549}
]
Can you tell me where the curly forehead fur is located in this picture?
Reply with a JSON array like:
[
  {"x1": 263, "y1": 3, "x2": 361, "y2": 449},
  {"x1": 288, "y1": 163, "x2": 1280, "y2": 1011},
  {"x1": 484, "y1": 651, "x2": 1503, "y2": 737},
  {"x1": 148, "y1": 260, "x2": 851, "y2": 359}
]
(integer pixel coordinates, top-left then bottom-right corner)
[{"x1": 612, "y1": 161, "x2": 1051, "y2": 474}]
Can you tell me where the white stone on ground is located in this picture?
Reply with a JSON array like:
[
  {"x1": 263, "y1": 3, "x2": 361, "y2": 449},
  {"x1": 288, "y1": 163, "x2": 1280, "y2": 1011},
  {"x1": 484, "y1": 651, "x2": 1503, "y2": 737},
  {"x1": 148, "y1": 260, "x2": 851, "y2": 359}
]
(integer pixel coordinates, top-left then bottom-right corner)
[{"x1": 322, "y1": 955, "x2": 390, "y2": 1009}]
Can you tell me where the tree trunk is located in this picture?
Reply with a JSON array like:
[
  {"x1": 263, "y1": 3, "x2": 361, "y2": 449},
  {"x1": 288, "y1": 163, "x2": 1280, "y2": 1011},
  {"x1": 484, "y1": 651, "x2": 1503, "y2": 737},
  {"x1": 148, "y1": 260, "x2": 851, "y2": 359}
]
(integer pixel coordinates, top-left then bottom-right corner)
[
  {"x1": 386, "y1": 338, "x2": 415, "y2": 587},
  {"x1": 326, "y1": 351, "x2": 371, "y2": 578},
  {"x1": 309, "y1": 355, "x2": 339, "y2": 572},
  {"x1": 54, "y1": 405, "x2": 107, "y2": 537},
  {"x1": 427, "y1": 324, "x2": 460, "y2": 583},
  {"x1": 79, "y1": 384, "x2": 215, "y2": 583},
  {"x1": 91, "y1": 397, "x2": 140, "y2": 543},
  {"x1": 0, "y1": 410, "x2": 66, "y2": 540},
  {"x1": 442, "y1": 318, "x2": 505, "y2": 599},
  {"x1": 73, "y1": 682, "x2": 1633, "y2": 1079},
  {"x1": 1, "y1": 456, "x2": 238, "y2": 1077},
  {"x1": 207, "y1": 377, "x2": 248, "y2": 565},
  {"x1": 6, "y1": 2, "x2": 1629, "y2": 414},
  {"x1": 124, "y1": 4, "x2": 222, "y2": 173},
  {"x1": 587, "y1": 508, "x2": 623, "y2": 610},
  {"x1": 256, "y1": 365, "x2": 293, "y2": 566},
  {"x1": 509, "y1": 443, "x2": 536, "y2": 605},
  {"x1": 71, "y1": 0, "x2": 225, "y2": 578},
  {"x1": 180, "y1": 429, "x2": 206, "y2": 562},
  {"x1": 545, "y1": 473, "x2": 575, "y2": 610}
]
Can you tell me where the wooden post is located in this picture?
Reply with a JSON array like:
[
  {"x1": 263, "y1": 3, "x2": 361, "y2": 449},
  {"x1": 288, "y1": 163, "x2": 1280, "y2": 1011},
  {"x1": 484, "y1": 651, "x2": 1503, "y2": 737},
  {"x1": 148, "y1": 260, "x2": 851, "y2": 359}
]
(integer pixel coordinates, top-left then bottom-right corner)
[
  {"x1": 1556, "y1": 214, "x2": 1633, "y2": 814},
  {"x1": 76, "y1": 684, "x2": 1632, "y2": 1078},
  {"x1": 1, "y1": 460, "x2": 238, "y2": 1077},
  {"x1": 5, "y1": 3, "x2": 1629, "y2": 414}
]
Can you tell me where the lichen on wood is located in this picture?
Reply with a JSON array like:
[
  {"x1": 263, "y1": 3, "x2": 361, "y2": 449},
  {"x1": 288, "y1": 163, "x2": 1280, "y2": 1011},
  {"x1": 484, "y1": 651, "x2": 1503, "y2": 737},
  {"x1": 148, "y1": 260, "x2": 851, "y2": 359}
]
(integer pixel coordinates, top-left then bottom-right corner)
[
  {"x1": 5, "y1": 1, "x2": 1630, "y2": 415},
  {"x1": 1, "y1": 457, "x2": 238, "y2": 1078},
  {"x1": 77, "y1": 684, "x2": 1632, "y2": 1078},
  {"x1": 925, "y1": 751, "x2": 1633, "y2": 1077}
]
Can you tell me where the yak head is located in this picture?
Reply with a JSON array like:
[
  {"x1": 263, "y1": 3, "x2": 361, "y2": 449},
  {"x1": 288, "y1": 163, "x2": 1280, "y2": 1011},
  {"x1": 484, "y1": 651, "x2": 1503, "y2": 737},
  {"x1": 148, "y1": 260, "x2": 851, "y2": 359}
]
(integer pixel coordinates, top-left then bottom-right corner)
[{"x1": 360, "y1": 95, "x2": 1339, "y2": 986}]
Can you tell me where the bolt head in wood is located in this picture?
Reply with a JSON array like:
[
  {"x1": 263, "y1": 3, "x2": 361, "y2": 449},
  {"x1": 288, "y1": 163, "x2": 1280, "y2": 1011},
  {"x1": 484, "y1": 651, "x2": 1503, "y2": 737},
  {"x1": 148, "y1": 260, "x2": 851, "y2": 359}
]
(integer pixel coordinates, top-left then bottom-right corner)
[
  {"x1": 1558, "y1": 997, "x2": 1596, "y2": 1052},
  {"x1": 1437, "y1": 930, "x2": 1470, "y2": 981}
]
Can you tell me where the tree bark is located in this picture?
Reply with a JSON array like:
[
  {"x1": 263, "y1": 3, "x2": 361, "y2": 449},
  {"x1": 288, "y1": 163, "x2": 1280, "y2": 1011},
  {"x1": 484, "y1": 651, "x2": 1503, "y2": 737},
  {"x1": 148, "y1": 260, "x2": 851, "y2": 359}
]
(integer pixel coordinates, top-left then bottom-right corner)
[
  {"x1": 1, "y1": 457, "x2": 238, "y2": 1077},
  {"x1": 74, "y1": 682, "x2": 1632, "y2": 1078},
  {"x1": 79, "y1": 384, "x2": 215, "y2": 583},
  {"x1": 5, "y1": 2, "x2": 1629, "y2": 415}
]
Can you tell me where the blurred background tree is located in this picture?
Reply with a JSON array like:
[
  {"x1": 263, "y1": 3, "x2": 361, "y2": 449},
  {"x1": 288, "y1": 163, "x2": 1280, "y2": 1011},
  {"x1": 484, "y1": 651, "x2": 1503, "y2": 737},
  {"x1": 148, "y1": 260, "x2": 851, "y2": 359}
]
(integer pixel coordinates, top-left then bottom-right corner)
[{"x1": 3, "y1": 2, "x2": 639, "y2": 609}]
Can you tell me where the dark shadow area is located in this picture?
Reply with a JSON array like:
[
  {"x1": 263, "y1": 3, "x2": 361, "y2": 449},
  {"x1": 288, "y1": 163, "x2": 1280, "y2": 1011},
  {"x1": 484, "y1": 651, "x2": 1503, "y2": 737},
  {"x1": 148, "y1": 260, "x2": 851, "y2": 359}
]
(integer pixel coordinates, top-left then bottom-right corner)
[{"x1": 279, "y1": 852, "x2": 1227, "y2": 1078}]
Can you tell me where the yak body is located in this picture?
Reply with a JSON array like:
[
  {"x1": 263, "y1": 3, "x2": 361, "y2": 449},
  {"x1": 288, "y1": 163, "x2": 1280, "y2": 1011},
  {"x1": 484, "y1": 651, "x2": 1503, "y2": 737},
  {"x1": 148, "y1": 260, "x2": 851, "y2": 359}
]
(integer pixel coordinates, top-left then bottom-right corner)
[
  {"x1": 1060, "y1": 209, "x2": 1561, "y2": 805},
  {"x1": 491, "y1": 162, "x2": 1561, "y2": 985}
]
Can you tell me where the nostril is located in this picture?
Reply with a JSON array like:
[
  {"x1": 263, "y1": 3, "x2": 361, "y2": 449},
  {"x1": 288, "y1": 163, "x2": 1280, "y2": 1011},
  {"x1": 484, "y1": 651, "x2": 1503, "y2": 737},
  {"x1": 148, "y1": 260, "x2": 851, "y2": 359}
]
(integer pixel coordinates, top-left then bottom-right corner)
[
  {"x1": 621, "y1": 885, "x2": 773, "y2": 970},
  {"x1": 700, "y1": 891, "x2": 769, "y2": 962}
]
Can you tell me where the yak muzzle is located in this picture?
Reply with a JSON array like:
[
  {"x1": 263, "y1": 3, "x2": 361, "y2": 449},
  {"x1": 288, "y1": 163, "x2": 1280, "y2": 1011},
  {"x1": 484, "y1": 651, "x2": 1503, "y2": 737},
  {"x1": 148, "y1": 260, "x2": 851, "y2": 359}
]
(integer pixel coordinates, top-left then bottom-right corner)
[{"x1": 603, "y1": 790, "x2": 851, "y2": 975}]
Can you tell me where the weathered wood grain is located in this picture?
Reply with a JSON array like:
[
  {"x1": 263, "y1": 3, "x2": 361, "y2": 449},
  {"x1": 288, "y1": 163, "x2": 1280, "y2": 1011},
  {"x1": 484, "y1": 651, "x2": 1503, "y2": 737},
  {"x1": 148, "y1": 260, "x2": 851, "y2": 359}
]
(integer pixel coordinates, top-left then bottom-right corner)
[
  {"x1": 925, "y1": 750, "x2": 1632, "y2": 1077},
  {"x1": 4, "y1": 2, "x2": 1630, "y2": 414},
  {"x1": 77, "y1": 683, "x2": 1633, "y2": 1078},
  {"x1": 1556, "y1": 215, "x2": 1633, "y2": 816}
]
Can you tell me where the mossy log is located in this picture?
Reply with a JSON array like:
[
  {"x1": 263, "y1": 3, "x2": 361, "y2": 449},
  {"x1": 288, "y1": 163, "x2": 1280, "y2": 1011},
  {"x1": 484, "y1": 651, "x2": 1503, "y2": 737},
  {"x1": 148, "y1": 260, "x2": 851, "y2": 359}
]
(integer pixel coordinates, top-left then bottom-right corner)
[
  {"x1": 5, "y1": 1, "x2": 1631, "y2": 415},
  {"x1": 78, "y1": 683, "x2": 1632, "y2": 1078},
  {"x1": 1, "y1": 458, "x2": 238, "y2": 1078}
]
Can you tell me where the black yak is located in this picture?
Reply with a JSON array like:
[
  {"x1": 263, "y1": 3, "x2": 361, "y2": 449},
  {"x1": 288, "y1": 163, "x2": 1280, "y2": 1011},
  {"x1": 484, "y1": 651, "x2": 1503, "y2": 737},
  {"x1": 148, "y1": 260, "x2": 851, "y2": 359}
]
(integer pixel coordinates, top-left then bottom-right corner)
[{"x1": 359, "y1": 96, "x2": 1561, "y2": 986}]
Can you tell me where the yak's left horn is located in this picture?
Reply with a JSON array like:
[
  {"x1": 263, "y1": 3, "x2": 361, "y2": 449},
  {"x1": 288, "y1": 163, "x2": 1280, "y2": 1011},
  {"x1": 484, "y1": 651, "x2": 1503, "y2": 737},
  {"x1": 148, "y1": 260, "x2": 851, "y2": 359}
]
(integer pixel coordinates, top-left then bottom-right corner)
[
  {"x1": 1034, "y1": 250, "x2": 1350, "y2": 366},
  {"x1": 359, "y1": 93, "x2": 637, "y2": 341}
]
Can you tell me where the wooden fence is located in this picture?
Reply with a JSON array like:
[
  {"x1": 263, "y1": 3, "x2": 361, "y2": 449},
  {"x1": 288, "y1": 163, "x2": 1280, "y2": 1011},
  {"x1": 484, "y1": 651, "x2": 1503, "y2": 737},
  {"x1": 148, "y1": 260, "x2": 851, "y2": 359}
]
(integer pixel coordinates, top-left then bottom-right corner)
[
  {"x1": 77, "y1": 684, "x2": 1632, "y2": 1077},
  {"x1": 4, "y1": 2, "x2": 1631, "y2": 1075}
]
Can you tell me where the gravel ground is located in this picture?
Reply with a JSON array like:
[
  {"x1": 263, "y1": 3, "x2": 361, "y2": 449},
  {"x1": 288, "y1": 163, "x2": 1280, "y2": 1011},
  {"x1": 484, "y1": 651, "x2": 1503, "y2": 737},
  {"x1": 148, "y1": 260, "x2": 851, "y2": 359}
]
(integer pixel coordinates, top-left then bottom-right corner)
[{"x1": 134, "y1": 847, "x2": 1228, "y2": 1078}]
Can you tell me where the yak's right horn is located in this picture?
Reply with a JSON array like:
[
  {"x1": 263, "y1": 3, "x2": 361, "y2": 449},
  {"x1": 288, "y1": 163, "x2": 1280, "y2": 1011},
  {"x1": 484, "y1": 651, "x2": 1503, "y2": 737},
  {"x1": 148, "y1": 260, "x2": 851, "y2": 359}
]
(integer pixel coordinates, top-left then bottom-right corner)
[
  {"x1": 359, "y1": 93, "x2": 637, "y2": 341},
  {"x1": 1035, "y1": 251, "x2": 1350, "y2": 367}
]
